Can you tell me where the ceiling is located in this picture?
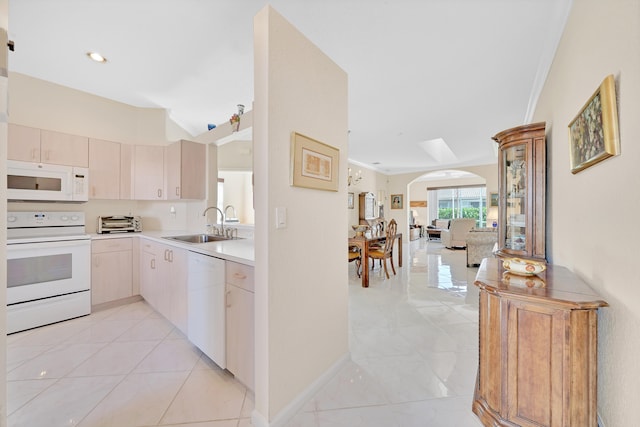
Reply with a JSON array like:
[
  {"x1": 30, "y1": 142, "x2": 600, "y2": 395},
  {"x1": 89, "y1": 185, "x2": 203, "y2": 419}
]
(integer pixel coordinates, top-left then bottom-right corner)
[{"x1": 7, "y1": 0, "x2": 572, "y2": 175}]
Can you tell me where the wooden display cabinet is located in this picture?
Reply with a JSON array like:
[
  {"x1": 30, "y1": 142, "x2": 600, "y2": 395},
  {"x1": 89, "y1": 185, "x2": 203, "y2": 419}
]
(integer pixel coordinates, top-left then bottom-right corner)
[
  {"x1": 493, "y1": 122, "x2": 546, "y2": 261},
  {"x1": 473, "y1": 258, "x2": 608, "y2": 427},
  {"x1": 358, "y1": 192, "x2": 377, "y2": 224}
]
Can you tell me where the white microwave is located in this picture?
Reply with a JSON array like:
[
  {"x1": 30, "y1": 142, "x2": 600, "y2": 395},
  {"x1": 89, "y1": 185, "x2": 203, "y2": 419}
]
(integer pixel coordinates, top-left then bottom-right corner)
[{"x1": 7, "y1": 160, "x2": 89, "y2": 202}]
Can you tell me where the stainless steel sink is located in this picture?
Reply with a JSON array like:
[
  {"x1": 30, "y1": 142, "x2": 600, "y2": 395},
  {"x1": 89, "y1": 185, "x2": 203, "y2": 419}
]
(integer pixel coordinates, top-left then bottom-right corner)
[{"x1": 163, "y1": 234, "x2": 242, "y2": 244}]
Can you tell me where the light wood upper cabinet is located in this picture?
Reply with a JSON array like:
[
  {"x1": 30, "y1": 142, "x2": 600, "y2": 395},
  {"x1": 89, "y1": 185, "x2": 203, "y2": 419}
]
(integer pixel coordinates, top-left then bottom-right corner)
[
  {"x1": 133, "y1": 145, "x2": 165, "y2": 200},
  {"x1": 165, "y1": 139, "x2": 206, "y2": 200},
  {"x1": 88, "y1": 138, "x2": 121, "y2": 199},
  {"x1": 120, "y1": 144, "x2": 133, "y2": 200},
  {"x1": 40, "y1": 129, "x2": 89, "y2": 167},
  {"x1": 8, "y1": 124, "x2": 41, "y2": 162},
  {"x1": 8, "y1": 124, "x2": 88, "y2": 167}
]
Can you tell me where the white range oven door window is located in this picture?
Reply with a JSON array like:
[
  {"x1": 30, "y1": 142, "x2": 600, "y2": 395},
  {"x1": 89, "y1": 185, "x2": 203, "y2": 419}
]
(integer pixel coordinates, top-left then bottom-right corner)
[{"x1": 7, "y1": 239, "x2": 91, "y2": 305}]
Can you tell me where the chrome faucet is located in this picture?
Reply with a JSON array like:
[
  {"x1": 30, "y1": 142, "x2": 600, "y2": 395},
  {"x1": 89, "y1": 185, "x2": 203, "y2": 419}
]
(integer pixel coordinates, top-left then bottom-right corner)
[
  {"x1": 202, "y1": 206, "x2": 225, "y2": 235},
  {"x1": 224, "y1": 205, "x2": 239, "y2": 222}
]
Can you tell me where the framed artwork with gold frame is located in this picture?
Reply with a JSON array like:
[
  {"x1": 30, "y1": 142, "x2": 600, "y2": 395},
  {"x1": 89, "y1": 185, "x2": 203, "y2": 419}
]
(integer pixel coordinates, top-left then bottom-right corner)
[
  {"x1": 568, "y1": 74, "x2": 620, "y2": 174},
  {"x1": 390, "y1": 194, "x2": 403, "y2": 209},
  {"x1": 290, "y1": 132, "x2": 339, "y2": 191}
]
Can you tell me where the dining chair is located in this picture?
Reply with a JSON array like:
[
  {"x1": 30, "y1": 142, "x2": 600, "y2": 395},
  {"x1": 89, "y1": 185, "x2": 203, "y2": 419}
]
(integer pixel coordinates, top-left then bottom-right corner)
[
  {"x1": 368, "y1": 219, "x2": 386, "y2": 269},
  {"x1": 369, "y1": 219, "x2": 398, "y2": 279},
  {"x1": 348, "y1": 245, "x2": 362, "y2": 278}
]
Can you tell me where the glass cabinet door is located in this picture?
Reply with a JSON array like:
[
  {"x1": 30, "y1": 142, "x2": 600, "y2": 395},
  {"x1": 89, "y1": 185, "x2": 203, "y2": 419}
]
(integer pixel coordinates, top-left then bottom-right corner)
[
  {"x1": 502, "y1": 144, "x2": 527, "y2": 253},
  {"x1": 493, "y1": 122, "x2": 545, "y2": 261}
]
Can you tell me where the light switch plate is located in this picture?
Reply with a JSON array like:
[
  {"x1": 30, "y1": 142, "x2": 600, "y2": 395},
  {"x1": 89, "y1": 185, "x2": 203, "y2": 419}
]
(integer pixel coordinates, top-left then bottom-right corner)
[{"x1": 276, "y1": 207, "x2": 287, "y2": 229}]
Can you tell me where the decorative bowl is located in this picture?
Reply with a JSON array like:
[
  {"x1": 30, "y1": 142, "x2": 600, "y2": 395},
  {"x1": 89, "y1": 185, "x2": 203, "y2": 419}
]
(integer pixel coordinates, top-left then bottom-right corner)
[
  {"x1": 502, "y1": 258, "x2": 546, "y2": 276},
  {"x1": 352, "y1": 225, "x2": 370, "y2": 237},
  {"x1": 502, "y1": 272, "x2": 546, "y2": 289}
]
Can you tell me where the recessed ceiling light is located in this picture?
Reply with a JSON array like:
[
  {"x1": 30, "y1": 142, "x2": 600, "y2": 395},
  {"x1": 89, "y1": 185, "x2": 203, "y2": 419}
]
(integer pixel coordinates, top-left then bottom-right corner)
[{"x1": 86, "y1": 51, "x2": 107, "y2": 63}]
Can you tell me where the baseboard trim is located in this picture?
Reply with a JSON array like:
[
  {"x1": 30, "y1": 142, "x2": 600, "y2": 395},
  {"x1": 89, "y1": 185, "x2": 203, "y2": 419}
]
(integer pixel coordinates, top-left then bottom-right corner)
[{"x1": 251, "y1": 352, "x2": 351, "y2": 427}]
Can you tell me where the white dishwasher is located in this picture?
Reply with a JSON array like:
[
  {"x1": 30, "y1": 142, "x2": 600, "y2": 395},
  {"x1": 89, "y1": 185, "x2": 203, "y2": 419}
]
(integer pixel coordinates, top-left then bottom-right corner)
[{"x1": 188, "y1": 252, "x2": 226, "y2": 368}]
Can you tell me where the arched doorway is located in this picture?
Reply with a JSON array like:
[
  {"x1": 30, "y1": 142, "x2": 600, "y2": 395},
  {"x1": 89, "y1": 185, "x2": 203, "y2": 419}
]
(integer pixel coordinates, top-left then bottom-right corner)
[{"x1": 407, "y1": 169, "x2": 493, "y2": 231}]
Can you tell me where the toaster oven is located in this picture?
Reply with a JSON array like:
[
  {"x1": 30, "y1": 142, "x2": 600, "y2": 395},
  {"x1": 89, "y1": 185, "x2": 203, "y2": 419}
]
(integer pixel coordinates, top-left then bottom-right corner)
[{"x1": 97, "y1": 215, "x2": 142, "y2": 234}]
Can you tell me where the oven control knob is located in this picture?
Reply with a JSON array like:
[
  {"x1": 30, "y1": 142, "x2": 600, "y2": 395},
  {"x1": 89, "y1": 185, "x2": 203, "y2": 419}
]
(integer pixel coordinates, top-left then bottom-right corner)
[
  {"x1": 61, "y1": 215, "x2": 69, "y2": 221},
  {"x1": 71, "y1": 215, "x2": 80, "y2": 221},
  {"x1": 7, "y1": 215, "x2": 16, "y2": 223}
]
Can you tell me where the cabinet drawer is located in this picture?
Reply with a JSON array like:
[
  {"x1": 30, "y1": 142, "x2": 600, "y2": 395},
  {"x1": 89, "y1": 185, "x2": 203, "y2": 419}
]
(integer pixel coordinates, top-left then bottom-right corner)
[
  {"x1": 226, "y1": 261, "x2": 254, "y2": 293},
  {"x1": 92, "y1": 238, "x2": 133, "y2": 253},
  {"x1": 140, "y1": 239, "x2": 159, "y2": 255}
]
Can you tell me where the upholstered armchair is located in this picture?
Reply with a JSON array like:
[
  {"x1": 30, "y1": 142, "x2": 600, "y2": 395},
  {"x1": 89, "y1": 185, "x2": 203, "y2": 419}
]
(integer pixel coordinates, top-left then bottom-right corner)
[
  {"x1": 465, "y1": 228, "x2": 498, "y2": 267},
  {"x1": 441, "y1": 218, "x2": 476, "y2": 249}
]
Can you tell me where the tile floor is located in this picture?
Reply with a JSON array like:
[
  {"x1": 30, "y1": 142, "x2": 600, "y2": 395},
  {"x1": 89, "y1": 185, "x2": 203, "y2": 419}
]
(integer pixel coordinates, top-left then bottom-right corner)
[{"x1": 6, "y1": 239, "x2": 483, "y2": 427}]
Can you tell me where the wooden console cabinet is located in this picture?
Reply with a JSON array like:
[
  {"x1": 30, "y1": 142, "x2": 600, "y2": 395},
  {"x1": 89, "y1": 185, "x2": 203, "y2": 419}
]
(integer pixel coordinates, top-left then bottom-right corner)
[{"x1": 473, "y1": 258, "x2": 608, "y2": 427}]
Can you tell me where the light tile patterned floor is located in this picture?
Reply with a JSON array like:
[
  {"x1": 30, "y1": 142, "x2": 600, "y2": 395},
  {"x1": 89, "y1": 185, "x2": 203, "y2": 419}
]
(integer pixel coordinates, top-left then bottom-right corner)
[{"x1": 6, "y1": 239, "x2": 483, "y2": 427}]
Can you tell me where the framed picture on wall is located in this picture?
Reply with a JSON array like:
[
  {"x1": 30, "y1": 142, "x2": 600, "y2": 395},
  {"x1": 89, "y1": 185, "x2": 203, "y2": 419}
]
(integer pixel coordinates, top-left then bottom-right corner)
[
  {"x1": 568, "y1": 74, "x2": 620, "y2": 174},
  {"x1": 290, "y1": 132, "x2": 339, "y2": 191},
  {"x1": 390, "y1": 194, "x2": 403, "y2": 209},
  {"x1": 348, "y1": 192, "x2": 354, "y2": 209}
]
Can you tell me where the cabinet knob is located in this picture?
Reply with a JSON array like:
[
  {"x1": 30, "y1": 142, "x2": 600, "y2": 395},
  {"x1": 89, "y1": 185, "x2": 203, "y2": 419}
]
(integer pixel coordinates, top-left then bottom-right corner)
[{"x1": 175, "y1": 187, "x2": 180, "y2": 196}]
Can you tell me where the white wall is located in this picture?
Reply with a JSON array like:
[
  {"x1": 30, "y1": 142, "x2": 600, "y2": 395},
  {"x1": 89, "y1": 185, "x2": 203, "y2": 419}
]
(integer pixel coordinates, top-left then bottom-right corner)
[
  {"x1": 253, "y1": 6, "x2": 349, "y2": 425},
  {"x1": 532, "y1": 0, "x2": 640, "y2": 425},
  {"x1": 9, "y1": 73, "x2": 191, "y2": 145}
]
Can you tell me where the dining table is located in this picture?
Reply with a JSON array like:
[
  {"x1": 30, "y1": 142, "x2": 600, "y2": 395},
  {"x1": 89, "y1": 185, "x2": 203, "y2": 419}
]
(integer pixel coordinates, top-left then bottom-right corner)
[{"x1": 348, "y1": 232, "x2": 403, "y2": 287}]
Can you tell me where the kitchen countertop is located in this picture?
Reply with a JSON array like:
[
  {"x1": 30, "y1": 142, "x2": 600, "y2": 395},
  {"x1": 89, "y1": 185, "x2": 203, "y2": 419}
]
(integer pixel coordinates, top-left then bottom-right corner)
[{"x1": 91, "y1": 230, "x2": 254, "y2": 267}]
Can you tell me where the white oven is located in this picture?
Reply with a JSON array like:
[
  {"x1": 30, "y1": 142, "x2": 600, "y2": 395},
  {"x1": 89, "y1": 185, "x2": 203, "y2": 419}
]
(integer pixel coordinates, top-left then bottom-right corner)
[{"x1": 7, "y1": 212, "x2": 91, "y2": 334}]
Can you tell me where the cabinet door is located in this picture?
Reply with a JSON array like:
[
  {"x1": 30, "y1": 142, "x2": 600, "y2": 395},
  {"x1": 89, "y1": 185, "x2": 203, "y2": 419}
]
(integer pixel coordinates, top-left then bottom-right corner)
[
  {"x1": 89, "y1": 138, "x2": 121, "y2": 199},
  {"x1": 92, "y1": 251, "x2": 133, "y2": 305},
  {"x1": 165, "y1": 140, "x2": 206, "y2": 200},
  {"x1": 166, "y1": 247, "x2": 188, "y2": 334},
  {"x1": 226, "y1": 283, "x2": 254, "y2": 390},
  {"x1": 91, "y1": 239, "x2": 133, "y2": 306},
  {"x1": 164, "y1": 141, "x2": 181, "y2": 200},
  {"x1": 120, "y1": 144, "x2": 133, "y2": 200},
  {"x1": 179, "y1": 140, "x2": 206, "y2": 199},
  {"x1": 505, "y1": 300, "x2": 567, "y2": 427},
  {"x1": 133, "y1": 145, "x2": 164, "y2": 200},
  {"x1": 140, "y1": 241, "x2": 160, "y2": 310},
  {"x1": 40, "y1": 129, "x2": 89, "y2": 167},
  {"x1": 8, "y1": 124, "x2": 40, "y2": 162}
]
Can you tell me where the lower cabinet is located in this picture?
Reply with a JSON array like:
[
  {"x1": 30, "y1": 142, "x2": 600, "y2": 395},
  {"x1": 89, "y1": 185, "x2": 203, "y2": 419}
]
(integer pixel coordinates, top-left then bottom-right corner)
[
  {"x1": 139, "y1": 239, "x2": 188, "y2": 334},
  {"x1": 91, "y1": 238, "x2": 133, "y2": 306},
  {"x1": 226, "y1": 261, "x2": 255, "y2": 390},
  {"x1": 138, "y1": 238, "x2": 254, "y2": 390},
  {"x1": 473, "y1": 258, "x2": 608, "y2": 427}
]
